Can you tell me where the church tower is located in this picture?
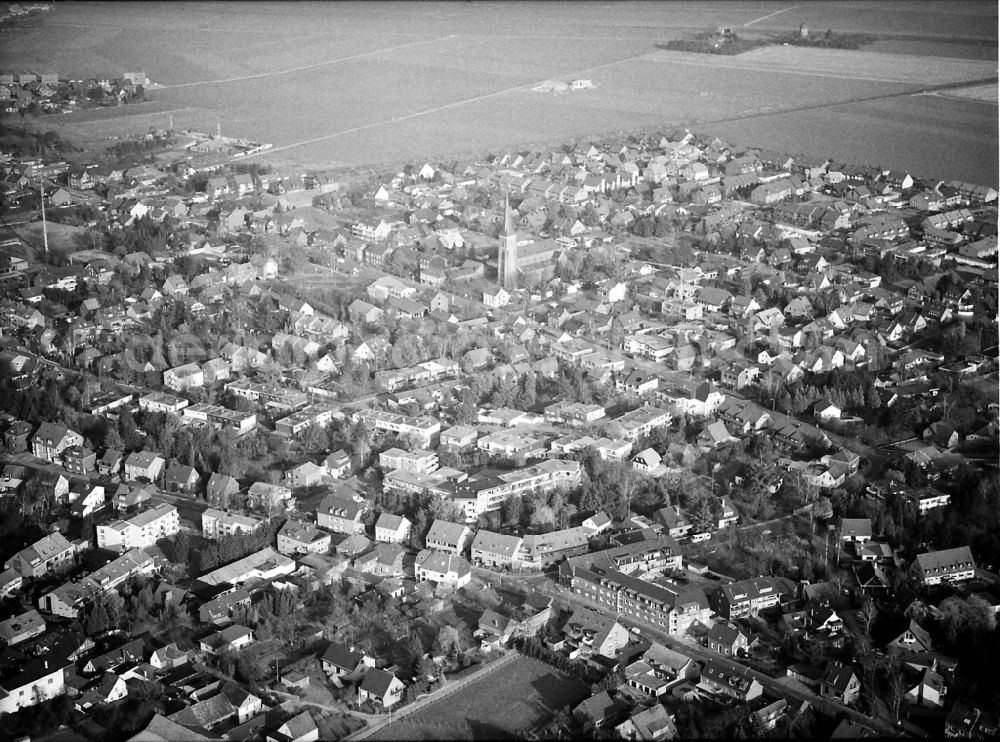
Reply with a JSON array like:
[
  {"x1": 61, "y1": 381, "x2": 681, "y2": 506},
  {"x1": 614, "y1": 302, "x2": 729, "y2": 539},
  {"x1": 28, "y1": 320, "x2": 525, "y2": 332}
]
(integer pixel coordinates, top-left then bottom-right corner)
[{"x1": 497, "y1": 190, "x2": 518, "y2": 289}]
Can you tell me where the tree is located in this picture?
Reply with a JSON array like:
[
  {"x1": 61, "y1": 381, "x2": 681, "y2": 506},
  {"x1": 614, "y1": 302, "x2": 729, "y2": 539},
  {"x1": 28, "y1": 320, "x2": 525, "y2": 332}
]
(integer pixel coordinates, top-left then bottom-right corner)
[
  {"x1": 858, "y1": 596, "x2": 877, "y2": 638},
  {"x1": 117, "y1": 410, "x2": 143, "y2": 450},
  {"x1": 515, "y1": 373, "x2": 537, "y2": 410},
  {"x1": 84, "y1": 599, "x2": 111, "y2": 635},
  {"x1": 490, "y1": 374, "x2": 518, "y2": 408},
  {"x1": 501, "y1": 493, "x2": 524, "y2": 527},
  {"x1": 530, "y1": 504, "x2": 556, "y2": 530},
  {"x1": 436, "y1": 626, "x2": 461, "y2": 658},
  {"x1": 888, "y1": 663, "x2": 907, "y2": 721}
]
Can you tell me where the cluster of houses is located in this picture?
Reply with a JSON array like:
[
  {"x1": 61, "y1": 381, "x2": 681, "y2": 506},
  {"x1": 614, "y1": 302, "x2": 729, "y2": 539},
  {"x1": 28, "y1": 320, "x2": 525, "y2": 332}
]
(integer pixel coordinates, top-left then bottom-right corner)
[
  {"x1": 0, "y1": 120, "x2": 997, "y2": 738},
  {"x1": 0, "y1": 71, "x2": 149, "y2": 116}
]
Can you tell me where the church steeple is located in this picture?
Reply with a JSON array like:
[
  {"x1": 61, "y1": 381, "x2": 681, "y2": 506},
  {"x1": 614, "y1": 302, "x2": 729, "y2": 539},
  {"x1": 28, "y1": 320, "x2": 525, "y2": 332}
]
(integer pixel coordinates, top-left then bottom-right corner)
[
  {"x1": 503, "y1": 189, "x2": 516, "y2": 236},
  {"x1": 498, "y1": 189, "x2": 518, "y2": 289}
]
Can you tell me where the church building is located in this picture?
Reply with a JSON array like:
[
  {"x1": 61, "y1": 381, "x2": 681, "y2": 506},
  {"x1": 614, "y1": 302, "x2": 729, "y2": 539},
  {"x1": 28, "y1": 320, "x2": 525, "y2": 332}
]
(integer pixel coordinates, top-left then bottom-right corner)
[{"x1": 497, "y1": 192, "x2": 562, "y2": 289}]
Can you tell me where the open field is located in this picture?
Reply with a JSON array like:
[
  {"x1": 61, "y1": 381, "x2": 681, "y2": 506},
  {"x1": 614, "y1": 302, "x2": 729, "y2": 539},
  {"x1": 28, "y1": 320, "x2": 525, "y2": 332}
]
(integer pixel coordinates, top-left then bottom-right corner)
[
  {"x1": 369, "y1": 655, "x2": 588, "y2": 741},
  {"x1": 700, "y1": 91, "x2": 998, "y2": 188},
  {"x1": 2, "y1": 1, "x2": 996, "y2": 183},
  {"x1": 16, "y1": 220, "x2": 86, "y2": 256}
]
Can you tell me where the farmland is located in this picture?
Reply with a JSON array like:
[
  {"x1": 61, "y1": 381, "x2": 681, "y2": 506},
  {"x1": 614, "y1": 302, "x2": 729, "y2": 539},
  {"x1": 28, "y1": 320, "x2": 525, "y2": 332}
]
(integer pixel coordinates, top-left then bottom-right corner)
[
  {"x1": 2, "y1": 1, "x2": 996, "y2": 183},
  {"x1": 369, "y1": 655, "x2": 589, "y2": 741}
]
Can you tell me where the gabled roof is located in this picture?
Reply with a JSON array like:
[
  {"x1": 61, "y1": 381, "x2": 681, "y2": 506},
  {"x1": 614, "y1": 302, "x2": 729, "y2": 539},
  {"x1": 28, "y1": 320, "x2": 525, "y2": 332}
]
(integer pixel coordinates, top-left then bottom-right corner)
[
  {"x1": 821, "y1": 660, "x2": 858, "y2": 693},
  {"x1": 470, "y1": 529, "x2": 523, "y2": 558},
  {"x1": 320, "y1": 640, "x2": 366, "y2": 671},
  {"x1": 359, "y1": 667, "x2": 400, "y2": 697},
  {"x1": 425, "y1": 518, "x2": 469, "y2": 546}
]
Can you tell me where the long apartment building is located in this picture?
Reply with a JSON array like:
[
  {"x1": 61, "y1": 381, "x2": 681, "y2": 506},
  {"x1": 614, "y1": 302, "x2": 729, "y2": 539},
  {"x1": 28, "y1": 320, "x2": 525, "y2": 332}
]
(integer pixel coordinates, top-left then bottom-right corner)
[
  {"x1": 4, "y1": 532, "x2": 75, "y2": 579},
  {"x1": 561, "y1": 559, "x2": 712, "y2": 636},
  {"x1": 607, "y1": 405, "x2": 673, "y2": 442},
  {"x1": 378, "y1": 448, "x2": 439, "y2": 475},
  {"x1": 353, "y1": 409, "x2": 441, "y2": 448},
  {"x1": 224, "y1": 379, "x2": 309, "y2": 412},
  {"x1": 443, "y1": 459, "x2": 581, "y2": 522},
  {"x1": 550, "y1": 434, "x2": 632, "y2": 462},
  {"x1": 138, "y1": 391, "x2": 190, "y2": 415},
  {"x1": 39, "y1": 549, "x2": 156, "y2": 618},
  {"x1": 708, "y1": 575, "x2": 797, "y2": 620},
  {"x1": 201, "y1": 508, "x2": 264, "y2": 540},
  {"x1": 374, "y1": 357, "x2": 459, "y2": 393},
  {"x1": 543, "y1": 401, "x2": 607, "y2": 427},
  {"x1": 182, "y1": 402, "x2": 257, "y2": 435},
  {"x1": 912, "y1": 546, "x2": 977, "y2": 586},
  {"x1": 274, "y1": 403, "x2": 343, "y2": 437},
  {"x1": 96, "y1": 503, "x2": 179, "y2": 553}
]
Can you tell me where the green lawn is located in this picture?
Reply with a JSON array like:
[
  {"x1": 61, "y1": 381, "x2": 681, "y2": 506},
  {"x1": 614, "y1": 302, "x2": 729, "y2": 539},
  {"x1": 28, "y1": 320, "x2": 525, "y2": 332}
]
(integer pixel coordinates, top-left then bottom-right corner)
[{"x1": 371, "y1": 655, "x2": 588, "y2": 741}]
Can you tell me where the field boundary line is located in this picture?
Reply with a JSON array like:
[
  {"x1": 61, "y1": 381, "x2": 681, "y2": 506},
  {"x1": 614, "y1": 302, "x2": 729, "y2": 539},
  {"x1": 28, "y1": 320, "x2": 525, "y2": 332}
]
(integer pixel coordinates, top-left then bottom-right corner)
[
  {"x1": 743, "y1": 5, "x2": 799, "y2": 28},
  {"x1": 159, "y1": 35, "x2": 456, "y2": 90},
  {"x1": 640, "y1": 50, "x2": 994, "y2": 85}
]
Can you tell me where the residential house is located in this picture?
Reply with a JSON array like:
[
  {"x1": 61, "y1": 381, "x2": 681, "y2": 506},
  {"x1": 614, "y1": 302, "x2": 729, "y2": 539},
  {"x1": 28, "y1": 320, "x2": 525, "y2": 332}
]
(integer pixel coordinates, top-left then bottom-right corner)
[
  {"x1": 912, "y1": 546, "x2": 976, "y2": 586},
  {"x1": 277, "y1": 519, "x2": 332, "y2": 555},
  {"x1": 96, "y1": 503, "x2": 179, "y2": 552},
  {"x1": 163, "y1": 462, "x2": 201, "y2": 495},
  {"x1": 61, "y1": 445, "x2": 96, "y2": 475},
  {"x1": 840, "y1": 518, "x2": 872, "y2": 544},
  {"x1": 424, "y1": 519, "x2": 472, "y2": 554},
  {"x1": 0, "y1": 657, "x2": 70, "y2": 714},
  {"x1": 285, "y1": 460, "x2": 326, "y2": 488},
  {"x1": 32, "y1": 422, "x2": 83, "y2": 464},
  {"x1": 709, "y1": 575, "x2": 796, "y2": 620},
  {"x1": 470, "y1": 530, "x2": 524, "y2": 569},
  {"x1": 0, "y1": 609, "x2": 46, "y2": 645},
  {"x1": 374, "y1": 513, "x2": 412, "y2": 543},
  {"x1": 267, "y1": 710, "x2": 319, "y2": 742},
  {"x1": 706, "y1": 623, "x2": 752, "y2": 657},
  {"x1": 317, "y1": 493, "x2": 369, "y2": 533},
  {"x1": 698, "y1": 658, "x2": 763, "y2": 702},
  {"x1": 357, "y1": 668, "x2": 405, "y2": 710},
  {"x1": 200, "y1": 624, "x2": 254, "y2": 655},
  {"x1": 205, "y1": 472, "x2": 240, "y2": 508},
  {"x1": 163, "y1": 362, "x2": 204, "y2": 391},
  {"x1": 247, "y1": 481, "x2": 294, "y2": 513},
  {"x1": 354, "y1": 542, "x2": 406, "y2": 578},
  {"x1": 820, "y1": 661, "x2": 861, "y2": 705},
  {"x1": 905, "y1": 668, "x2": 948, "y2": 709},
  {"x1": 414, "y1": 549, "x2": 472, "y2": 588},
  {"x1": 123, "y1": 451, "x2": 165, "y2": 483},
  {"x1": 573, "y1": 691, "x2": 628, "y2": 730},
  {"x1": 4, "y1": 532, "x2": 74, "y2": 578},
  {"x1": 614, "y1": 704, "x2": 677, "y2": 741},
  {"x1": 562, "y1": 606, "x2": 630, "y2": 660}
]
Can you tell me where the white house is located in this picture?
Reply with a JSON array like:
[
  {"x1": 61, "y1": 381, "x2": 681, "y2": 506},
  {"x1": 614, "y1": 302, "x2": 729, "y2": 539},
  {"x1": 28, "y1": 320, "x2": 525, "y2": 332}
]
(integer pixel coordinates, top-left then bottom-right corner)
[
  {"x1": 483, "y1": 287, "x2": 511, "y2": 309},
  {"x1": 414, "y1": 549, "x2": 472, "y2": 588},
  {"x1": 163, "y1": 362, "x2": 205, "y2": 392},
  {"x1": 374, "y1": 513, "x2": 412, "y2": 544}
]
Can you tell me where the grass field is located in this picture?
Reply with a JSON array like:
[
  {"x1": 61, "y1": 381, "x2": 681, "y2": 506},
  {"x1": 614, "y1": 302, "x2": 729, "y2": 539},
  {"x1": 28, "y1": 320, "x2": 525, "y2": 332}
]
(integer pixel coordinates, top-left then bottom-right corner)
[
  {"x1": 370, "y1": 655, "x2": 589, "y2": 741},
  {"x1": 3, "y1": 1, "x2": 996, "y2": 183}
]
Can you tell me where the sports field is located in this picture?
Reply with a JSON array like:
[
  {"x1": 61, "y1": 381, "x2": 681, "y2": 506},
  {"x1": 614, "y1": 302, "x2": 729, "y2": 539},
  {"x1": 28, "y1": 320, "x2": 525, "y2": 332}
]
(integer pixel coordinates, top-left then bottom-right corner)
[
  {"x1": 2, "y1": 1, "x2": 996, "y2": 183},
  {"x1": 368, "y1": 655, "x2": 589, "y2": 741}
]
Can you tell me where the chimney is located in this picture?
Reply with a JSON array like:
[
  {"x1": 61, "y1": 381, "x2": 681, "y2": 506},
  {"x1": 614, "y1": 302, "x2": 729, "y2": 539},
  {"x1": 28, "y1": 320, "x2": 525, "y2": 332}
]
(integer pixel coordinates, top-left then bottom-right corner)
[{"x1": 44, "y1": 659, "x2": 49, "y2": 670}]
